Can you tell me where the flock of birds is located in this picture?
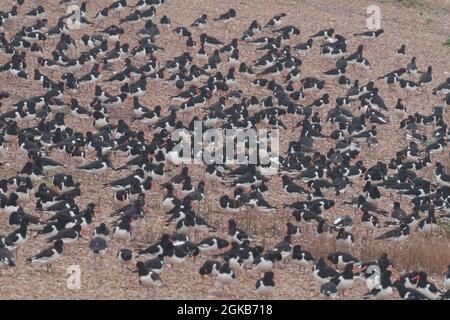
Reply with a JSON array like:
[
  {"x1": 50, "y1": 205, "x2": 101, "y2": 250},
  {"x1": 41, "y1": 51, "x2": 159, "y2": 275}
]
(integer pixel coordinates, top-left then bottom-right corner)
[{"x1": 1, "y1": 0, "x2": 450, "y2": 300}]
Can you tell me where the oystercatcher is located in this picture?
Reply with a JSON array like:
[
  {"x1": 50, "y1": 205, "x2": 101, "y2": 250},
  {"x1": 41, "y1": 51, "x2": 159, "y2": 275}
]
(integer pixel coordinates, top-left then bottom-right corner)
[
  {"x1": 26, "y1": 239, "x2": 64, "y2": 272},
  {"x1": 256, "y1": 271, "x2": 275, "y2": 297}
]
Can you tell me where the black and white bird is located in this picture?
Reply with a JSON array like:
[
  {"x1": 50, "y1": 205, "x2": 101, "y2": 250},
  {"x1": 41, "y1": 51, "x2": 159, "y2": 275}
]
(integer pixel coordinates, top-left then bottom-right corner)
[
  {"x1": 93, "y1": 223, "x2": 110, "y2": 240},
  {"x1": 142, "y1": 256, "x2": 165, "y2": 274},
  {"x1": 26, "y1": 5, "x2": 45, "y2": 20},
  {"x1": 47, "y1": 224, "x2": 82, "y2": 245},
  {"x1": 89, "y1": 237, "x2": 108, "y2": 257},
  {"x1": 354, "y1": 29, "x2": 384, "y2": 39},
  {"x1": 396, "y1": 44, "x2": 406, "y2": 56},
  {"x1": 419, "y1": 66, "x2": 433, "y2": 85},
  {"x1": 363, "y1": 270, "x2": 393, "y2": 300},
  {"x1": 443, "y1": 265, "x2": 450, "y2": 291},
  {"x1": 200, "y1": 33, "x2": 223, "y2": 46},
  {"x1": 415, "y1": 271, "x2": 442, "y2": 300},
  {"x1": 291, "y1": 245, "x2": 314, "y2": 269},
  {"x1": 0, "y1": 244, "x2": 15, "y2": 268},
  {"x1": 227, "y1": 219, "x2": 250, "y2": 244},
  {"x1": 327, "y1": 251, "x2": 360, "y2": 269},
  {"x1": 216, "y1": 262, "x2": 236, "y2": 286},
  {"x1": 196, "y1": 237, "x2": 229, "y2": 255},
  {"x1": 407, "y1": 57, "x2": 418, "y2": 74},
  {"x1": 320, "y1": 281, "x2": 338, "y2": 299},
  {"x1": 394, "y1": 98, "x2": 406, "y2": 114},
  {"x1": 3, "y1": 222, "x2": 28, "y2": 251},
  {"x1": 432, "y1": 77, "x2": 450, "y2": 95},
  {"x1": 255, "y1": 271, "x2": 275, "y2": 297},
  {"x1": 199, "y1": 260, "x2": 221, "y2": 281},
  {"x1": 136, "y1": 261, "x2": 166, "y2": 288},
  {"x1": 112, "y1": 218, "x2": 132, "y2": 241},
  {"x1": 336, "y1": 228, "x2": 355, "y2": 247},
  {"x1": 313, "y1": 258, "x2": 340, "y2": 285},
  {"x1": 77, "y1": 155, "x2": 114, "y2": 173},
  {"x1": 285, "y1": 222, "x2": 301, "y2": 238},
  {"x1": 253, "y1": 251, "x2": 282, "y2": 275},
  {"x1": 311, "y1": 28, "x2": 334, "y2": 39},
  {"x1": 282, "y1": 175, "x2": 308, "y2": 197},
  {"x1": 434, "y1": 163, "x2": 450, "y2": 187},
  {"x1": 393, "y1": 280, "x2": 428, "y2": 300},
  {"x1": 330, "y1": 263, "x2": 356, "y2": 297},
  {"x1": 117, "y1": 248, "x2": 134, "y2": 265},
  {"x1": 26, "y1": 239, "x2": 64, "y2": 271},
  {"x1": 375, "y1": 223, "x2": 410, "y2": 242},
  {"x1": 293, "y1": 38, "x2": 313, "y2": 55},
  {"x1": 264, "y1": 13, "x2": 286, "y2": 28},
  {"x1": 191, "y1": 14, "x2": 208, "y2": 28},
  {"x1": 213, "y1": 8, "x2": 236, "y2": 23}
]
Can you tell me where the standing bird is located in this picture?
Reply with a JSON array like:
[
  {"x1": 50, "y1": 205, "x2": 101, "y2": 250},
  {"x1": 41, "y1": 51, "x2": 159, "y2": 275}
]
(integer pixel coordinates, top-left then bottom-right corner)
[
  {"x1": 112, "y1": 218, "x2": 132, "y2": 241},
  {"x1": 136, "y1": 261, "x2": 166, "y2": 289},
  {"x1": 313, "y1": 258, "x2": 340, "y2": 285},
  {"x1": 0, "y1": 244, "x2": 15, "y2": 268},
  {"x1": 89, "y1": 237, "x2": 108, "y2": 258},
  {"x1": 415, "y1": 271, "x2": 442, "y2": 300},
  {"x1": 407, "y1": 57, "x2": 418, "y2": 74},
  {"x1": 291, "y1": 245, "x2": 314, "y2": 269},
  {"x1": 419, "y1": 66, "x2": 433, "y2": 86},
  {"x1": 256, "y1": 271, "x2": 275, "y2": 297},
  {"x1": 25, "y1": 239, "x2": 64, "y2": 272},
  {"x1": 216, "y1": 262, "x2": 236, "y2": 288},
  {"x1": 330, "y1": 263, "x2": 356, "y2": 297},
  {"x1": 199, "y1": 260, "x2": 221, "y2": 282},
  {"x1": 93, "y1": 223, "x2": 110, "y2": 239},
  {"x1": 363, "y1": 270, "x2": 393, "y2": 300},
  {"x1": 396, "y1": 44, "x2": 406, "y2": 57},
  {"x1": 336, "y1": 228, "x2": 355, "y2": 247}
]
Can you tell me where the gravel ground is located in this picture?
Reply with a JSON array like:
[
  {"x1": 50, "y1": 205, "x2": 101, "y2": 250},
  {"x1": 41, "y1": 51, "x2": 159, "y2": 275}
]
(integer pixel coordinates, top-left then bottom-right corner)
[{"x1": 0, "y1": 0, "x2": 450, "y2": 299}]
